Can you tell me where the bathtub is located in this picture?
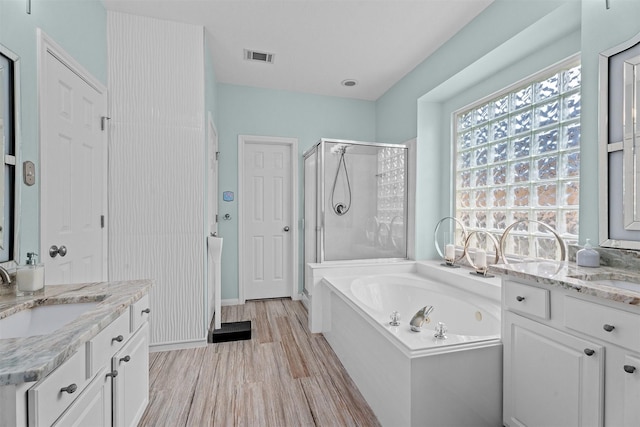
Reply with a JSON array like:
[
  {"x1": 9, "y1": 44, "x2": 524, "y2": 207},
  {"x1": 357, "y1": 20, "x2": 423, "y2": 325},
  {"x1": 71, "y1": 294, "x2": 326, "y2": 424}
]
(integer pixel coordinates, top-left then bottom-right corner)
[{"x1": 317, "y1": 261, "x2": 502, "y2": 427}]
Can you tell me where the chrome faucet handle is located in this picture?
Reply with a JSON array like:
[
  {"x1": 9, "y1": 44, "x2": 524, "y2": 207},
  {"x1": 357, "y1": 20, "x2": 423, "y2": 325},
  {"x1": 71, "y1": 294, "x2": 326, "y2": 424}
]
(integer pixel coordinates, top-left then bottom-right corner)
[
  {"x1": 434, "y1": 322, "x2": 448, "y2": 339},
  {"x1": 389, "y1": 311, "x2": 401, "y2": 326}
]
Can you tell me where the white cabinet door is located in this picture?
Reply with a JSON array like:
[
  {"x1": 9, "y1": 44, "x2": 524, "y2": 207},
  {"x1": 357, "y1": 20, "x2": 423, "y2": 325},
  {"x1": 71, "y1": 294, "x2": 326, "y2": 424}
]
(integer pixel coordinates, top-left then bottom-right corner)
[
  {"x1": 53, "y1": 366, "x2": 111, "y2": 427},
  {"x1": 623, "y1": 354, "x2": 640, "y2": 426},
  {"x1": 112, "y1": 323, "x2": 149, "y2": 427},
  {"x1": 503, "y1": 311, "x2": 604, "y2": 427}
]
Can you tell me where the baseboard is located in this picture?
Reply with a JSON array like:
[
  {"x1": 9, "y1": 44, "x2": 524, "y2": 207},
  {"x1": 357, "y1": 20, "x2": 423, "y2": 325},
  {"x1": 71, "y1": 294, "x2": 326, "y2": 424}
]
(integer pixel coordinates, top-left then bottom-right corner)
[
  {"x1": 292, "y1": 292, "x2": 303, "y2": 301},
  {"x1": 149, "y1": 338, "x2": 207, "y2": 353},
  {"x1": 301, "y1": 293, "x2": 310, "y2": 311},
  {"x1": 221, "y1": 298, "x2": 240, "y2": 306}
]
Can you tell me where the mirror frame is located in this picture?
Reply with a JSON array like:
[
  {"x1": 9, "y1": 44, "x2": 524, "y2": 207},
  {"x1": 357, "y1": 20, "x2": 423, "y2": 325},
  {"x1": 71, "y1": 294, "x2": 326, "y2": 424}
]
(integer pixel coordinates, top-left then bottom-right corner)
[
  {"x1": 599, "y1": 31, "x2": 640, "y2": 250},
  {"x1": 0, "y1": 42, "x2": 22, "y2": 269}
]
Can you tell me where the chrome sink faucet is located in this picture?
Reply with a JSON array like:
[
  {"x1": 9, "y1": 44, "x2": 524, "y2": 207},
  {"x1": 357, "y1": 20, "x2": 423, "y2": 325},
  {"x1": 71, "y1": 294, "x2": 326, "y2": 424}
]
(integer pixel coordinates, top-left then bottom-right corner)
[{"x1": 0, "y1": 265, "x2": 11, "y2": 284}]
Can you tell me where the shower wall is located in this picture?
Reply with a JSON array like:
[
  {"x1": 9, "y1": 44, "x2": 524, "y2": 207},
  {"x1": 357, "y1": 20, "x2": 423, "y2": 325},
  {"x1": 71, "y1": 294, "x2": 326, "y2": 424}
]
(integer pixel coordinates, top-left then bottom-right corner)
[{"x1": 304, "y1": 139, "x2": 408, "y2": 267}]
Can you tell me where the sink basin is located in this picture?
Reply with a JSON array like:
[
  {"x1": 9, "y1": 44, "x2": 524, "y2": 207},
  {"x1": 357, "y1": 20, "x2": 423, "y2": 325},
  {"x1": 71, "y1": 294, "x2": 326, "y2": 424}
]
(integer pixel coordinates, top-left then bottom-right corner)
[
  {"x1": 590, "y1": 279, "x2": 640, "y2": 293},
  {"x1": 569, "y1": 273, "x2": 640, "y2": 293},
  {"x1": 0, "y1": 302, "x2": 99, "y2": 340}
]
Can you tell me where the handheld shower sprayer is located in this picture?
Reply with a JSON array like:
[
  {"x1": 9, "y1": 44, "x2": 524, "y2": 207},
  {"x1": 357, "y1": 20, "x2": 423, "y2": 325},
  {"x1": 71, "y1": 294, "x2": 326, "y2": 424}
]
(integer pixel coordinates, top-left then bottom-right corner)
[{"x1": 331, "y1": 146, "x2": 352, "y2": 216}]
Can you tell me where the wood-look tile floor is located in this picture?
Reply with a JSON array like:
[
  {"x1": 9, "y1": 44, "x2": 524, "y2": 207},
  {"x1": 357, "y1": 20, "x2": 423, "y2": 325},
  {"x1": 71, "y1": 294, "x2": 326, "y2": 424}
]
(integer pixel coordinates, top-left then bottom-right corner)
[{"x1": 139, "y1": 299, "x2": 381, "y2": 427}]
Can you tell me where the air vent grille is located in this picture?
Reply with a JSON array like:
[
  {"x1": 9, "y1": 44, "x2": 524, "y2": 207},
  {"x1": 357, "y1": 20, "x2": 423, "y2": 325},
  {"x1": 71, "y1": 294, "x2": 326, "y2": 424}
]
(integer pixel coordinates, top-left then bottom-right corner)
[{"x1": 244, "y1": 49, "x2": 275, "y2": 64}]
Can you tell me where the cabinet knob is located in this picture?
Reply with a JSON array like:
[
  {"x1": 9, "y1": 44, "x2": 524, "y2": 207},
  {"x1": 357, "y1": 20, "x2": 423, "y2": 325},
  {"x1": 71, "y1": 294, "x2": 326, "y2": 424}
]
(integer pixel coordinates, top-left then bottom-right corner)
[
  {"x1": 624, "y1": 365, "x2": 637, "y2": 374},
  {"x1": 60, "y1": 383, "x2": 77, "y2": 394},
  {"x1": 516, "y1": 296, "x2": 525, "y2": 302},
  {"x1": 584, "y1": 348, "x2": 595, "y2": 356},
  {"x1": 120, "y1": 355, "x2": 131, "y2": 363},
  {"x1": 142, "y1": 308, "x2": 151, "y2": 314},
  {"x1": 106, "y1": 370, "x2": 118, "y2": 378},
  {"x1": 603, "y1": 324, "x2": 615, "y2": 332},
  {"x1": 112, "y1": 335, "x2": 124, "y2": 343}
]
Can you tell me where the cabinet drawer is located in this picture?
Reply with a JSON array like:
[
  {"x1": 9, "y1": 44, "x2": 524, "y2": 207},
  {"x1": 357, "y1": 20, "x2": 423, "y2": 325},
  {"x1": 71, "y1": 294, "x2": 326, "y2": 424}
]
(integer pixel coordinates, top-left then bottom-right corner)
[
  {"x1": 87, "y1": 310, "x2": 130, "y2": 375},
  {"x1": 564, "y1": 296, "x2": 640, "y2": 352},
  {"x1": 28, "y1": 347, "x2": 89, "y2": 427},
  {"x1": 504, "y1": 281, "x2": 550, "y2": 320},
  {"x1": 130, "y1": 294, "x2": 150, "y2": 333}
]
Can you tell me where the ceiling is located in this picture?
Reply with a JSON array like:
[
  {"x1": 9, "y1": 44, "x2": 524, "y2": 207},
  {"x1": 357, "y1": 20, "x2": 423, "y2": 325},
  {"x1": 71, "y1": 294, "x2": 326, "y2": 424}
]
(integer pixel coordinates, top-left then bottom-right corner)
[{"x1": 103, "y1": 0, "x2": 494, "y2": 101}]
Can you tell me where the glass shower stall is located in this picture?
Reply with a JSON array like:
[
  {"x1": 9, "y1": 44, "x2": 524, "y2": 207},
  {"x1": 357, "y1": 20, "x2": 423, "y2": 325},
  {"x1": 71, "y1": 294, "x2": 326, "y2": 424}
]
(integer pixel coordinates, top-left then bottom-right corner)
[{"x1": 303, "y1": 139, "x2": 409, "y2": 267}]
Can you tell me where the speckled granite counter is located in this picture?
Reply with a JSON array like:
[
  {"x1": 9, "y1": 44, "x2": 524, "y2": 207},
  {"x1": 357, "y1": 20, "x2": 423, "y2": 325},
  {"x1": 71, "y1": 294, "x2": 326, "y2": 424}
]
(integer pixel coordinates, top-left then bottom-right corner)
[
  {"x1": 490, "y1": 261, "x2": 640, "y2": 306},
  {"x1": 0, "y1": 280, "x2": 152, "y2": 386}
]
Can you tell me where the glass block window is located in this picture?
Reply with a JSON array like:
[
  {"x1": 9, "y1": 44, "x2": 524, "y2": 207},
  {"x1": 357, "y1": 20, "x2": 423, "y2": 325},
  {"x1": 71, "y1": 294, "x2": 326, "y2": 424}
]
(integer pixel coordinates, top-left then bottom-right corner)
[{"x1": 454, "y1": 62, "x2": 580, "y2": 260}]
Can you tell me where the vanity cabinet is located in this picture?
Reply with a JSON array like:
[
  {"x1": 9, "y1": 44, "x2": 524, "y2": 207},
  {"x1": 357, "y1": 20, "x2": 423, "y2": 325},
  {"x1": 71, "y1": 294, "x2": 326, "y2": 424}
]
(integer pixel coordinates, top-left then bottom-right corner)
[
  {"x1": 12, "y1": 294, "x2": 151, "y2": 427},
  {"x1": 502, "y1": 279, "x2": 640, "y2": 427},
  {"x1": 112, "y1": 322, "x2": 149, "y2": 427}
]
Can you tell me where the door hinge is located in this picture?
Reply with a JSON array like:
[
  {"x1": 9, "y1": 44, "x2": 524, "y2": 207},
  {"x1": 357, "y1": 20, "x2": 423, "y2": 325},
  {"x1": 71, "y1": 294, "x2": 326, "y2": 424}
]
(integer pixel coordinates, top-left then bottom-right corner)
[
  {"x1": 215, "y1": 214, "x2": 219, "y2": 223},
  {"x1": 101, "y1": 215, "x2": 105, "y2": 228},
  {"x1": 101, "y1": 116, "x2": 111, "y2": 131},
  {"x1": 215, "y1": 151, "x2": 220, "y2": 161}
]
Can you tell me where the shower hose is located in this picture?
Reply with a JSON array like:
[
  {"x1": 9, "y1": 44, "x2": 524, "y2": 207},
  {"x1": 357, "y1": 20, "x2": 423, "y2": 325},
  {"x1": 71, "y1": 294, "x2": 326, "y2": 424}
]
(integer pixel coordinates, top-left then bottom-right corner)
[{"x1": 330, "y1": 149, "x2": 352, "y2": 216}]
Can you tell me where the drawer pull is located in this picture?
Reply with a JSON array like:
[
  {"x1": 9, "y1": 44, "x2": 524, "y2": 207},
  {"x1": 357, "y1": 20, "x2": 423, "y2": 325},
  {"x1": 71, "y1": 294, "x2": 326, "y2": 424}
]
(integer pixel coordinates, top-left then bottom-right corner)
[
  {"x1": 624, "y1": 365, "x2": 637, "y2": 374},
  {"x1": 60, "y1": 383, "x2": 78, "y2": 394},
  {"x1": 603, "y1": 324, "x2": 615, "y2": 332},
  {"x1": 142, "y1": 308, "x2": 151, "y2": 314},
  {"x1": 120, "y1": 355, "x2": 131, "y2": 363},
  {"x1": 584, "y1": 348, "x2": 595, "y2": 356},
  {"x1": 112, "y1": 335, "x2": 124, "y2": 343},
  {"x1": 516, "y1": 296, "x2": 525, "y2": 302},
  {"x1": 106, "y1": 370, "x2": 118, "y2": 378}
]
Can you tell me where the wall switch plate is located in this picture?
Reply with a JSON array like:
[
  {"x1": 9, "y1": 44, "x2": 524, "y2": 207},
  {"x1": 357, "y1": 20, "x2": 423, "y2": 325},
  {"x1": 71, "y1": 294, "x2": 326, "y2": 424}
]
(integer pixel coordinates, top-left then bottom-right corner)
[{"x1": 23, "y1": 161, "x2": 35, "y2": 186}]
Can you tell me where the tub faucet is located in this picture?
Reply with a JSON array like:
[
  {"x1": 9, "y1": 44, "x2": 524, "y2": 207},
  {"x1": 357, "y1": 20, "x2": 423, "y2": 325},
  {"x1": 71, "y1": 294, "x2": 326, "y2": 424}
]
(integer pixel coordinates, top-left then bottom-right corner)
[
  {"x1": 0, "y1": 265, "x2": 11, "y2": 284},
  {"x1": 410, "y1": 305, "x2": 434, "y2": 332}
]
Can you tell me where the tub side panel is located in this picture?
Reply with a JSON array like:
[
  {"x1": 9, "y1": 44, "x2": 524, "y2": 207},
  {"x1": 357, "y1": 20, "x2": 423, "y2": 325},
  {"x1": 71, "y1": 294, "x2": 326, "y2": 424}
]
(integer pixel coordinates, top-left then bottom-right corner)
[
  {"x1": 410, "y1": 343, "x2": 503, "y2": 427},
  {"x1": 323, "y1": 290, "x2": 411, "y2": 427}
]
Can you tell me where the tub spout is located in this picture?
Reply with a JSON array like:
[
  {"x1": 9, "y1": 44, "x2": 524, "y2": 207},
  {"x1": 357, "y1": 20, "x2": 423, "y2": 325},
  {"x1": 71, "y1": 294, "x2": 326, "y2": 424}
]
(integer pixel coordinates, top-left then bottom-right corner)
[{"x1": 410, "y1": 305, "x2": 434, "y2": 332}]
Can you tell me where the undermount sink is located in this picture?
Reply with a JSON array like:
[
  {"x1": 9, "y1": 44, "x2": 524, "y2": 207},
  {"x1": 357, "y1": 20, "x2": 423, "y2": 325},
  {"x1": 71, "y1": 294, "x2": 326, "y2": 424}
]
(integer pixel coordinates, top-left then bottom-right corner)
[
  {"x1": 0, "y1": 302, "x2": 99, "y2": 340},
  {"x1": 590, "y1": 279, "x2": 640, "y2": 293},
  {"x1": 570, "y1": 273, "x2": 640, "y2": 293}
]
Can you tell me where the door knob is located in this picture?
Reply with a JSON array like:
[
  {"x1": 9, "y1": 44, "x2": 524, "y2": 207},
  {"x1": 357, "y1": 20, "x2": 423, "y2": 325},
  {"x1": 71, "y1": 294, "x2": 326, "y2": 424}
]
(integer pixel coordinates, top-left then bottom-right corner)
[
  {"x1": 49, "y1": 245, "x2": 67, "y2": 258},
  {"x1": 283, "y1": 226, "x2": 290, "y2": 232}
]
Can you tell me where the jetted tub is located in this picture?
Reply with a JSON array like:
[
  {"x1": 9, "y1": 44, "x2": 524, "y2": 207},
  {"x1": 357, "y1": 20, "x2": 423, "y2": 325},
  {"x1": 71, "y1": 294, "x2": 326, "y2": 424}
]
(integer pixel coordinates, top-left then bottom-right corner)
[{"x1": 318, "y1": 262, "x2": 502, "y2": 427}]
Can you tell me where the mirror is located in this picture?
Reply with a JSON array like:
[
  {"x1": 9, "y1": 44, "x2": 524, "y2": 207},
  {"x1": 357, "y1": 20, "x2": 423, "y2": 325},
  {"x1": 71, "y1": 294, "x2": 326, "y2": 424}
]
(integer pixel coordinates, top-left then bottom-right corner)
[
  {"x1": 0, "y1": 43, "x2": 20, "y2": 266},
  {"x1": 599, "y1": 32, "x2": 640, "y2": 250},
  {"x1": 622, "y1": 54, "x2": 640, "y2": 230}
]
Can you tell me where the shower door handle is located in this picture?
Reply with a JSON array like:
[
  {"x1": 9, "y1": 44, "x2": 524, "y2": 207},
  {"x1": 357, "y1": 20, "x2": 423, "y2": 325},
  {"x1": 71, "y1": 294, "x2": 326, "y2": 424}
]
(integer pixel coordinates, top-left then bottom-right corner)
[{"x1": 283, "y1": 226, "x2": 290, "y2": 232}]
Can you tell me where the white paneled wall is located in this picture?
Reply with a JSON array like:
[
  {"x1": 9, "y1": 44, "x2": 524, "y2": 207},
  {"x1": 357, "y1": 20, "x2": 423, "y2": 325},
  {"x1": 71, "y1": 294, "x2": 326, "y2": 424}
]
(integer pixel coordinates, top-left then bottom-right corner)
[{"x1": 107, "y1": 12, "x2": 206, "y2": 347}]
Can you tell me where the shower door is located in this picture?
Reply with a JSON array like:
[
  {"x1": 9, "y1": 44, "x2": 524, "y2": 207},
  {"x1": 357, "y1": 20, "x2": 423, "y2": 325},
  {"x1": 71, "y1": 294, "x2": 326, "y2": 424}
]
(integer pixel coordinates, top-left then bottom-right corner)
[{"x1": 304, "y1": 139, "x2": 408, "y2": 264}]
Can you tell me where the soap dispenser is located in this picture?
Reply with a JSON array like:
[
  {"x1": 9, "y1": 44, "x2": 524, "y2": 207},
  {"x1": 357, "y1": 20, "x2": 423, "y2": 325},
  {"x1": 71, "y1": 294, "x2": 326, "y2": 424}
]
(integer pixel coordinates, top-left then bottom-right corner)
[
  {"x1": 576, "y1": 239, "x2": 600, "y2": 268},
  {"x1": 16, "y1": 252, "x2": 45, "y2": 296}
]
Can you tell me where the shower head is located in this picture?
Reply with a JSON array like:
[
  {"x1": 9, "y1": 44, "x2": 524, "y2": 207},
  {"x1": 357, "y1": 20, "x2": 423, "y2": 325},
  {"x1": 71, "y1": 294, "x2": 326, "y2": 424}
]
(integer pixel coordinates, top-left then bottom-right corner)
[{"x1": 330, "y1": 144, "x2": 347, "y2": 155}]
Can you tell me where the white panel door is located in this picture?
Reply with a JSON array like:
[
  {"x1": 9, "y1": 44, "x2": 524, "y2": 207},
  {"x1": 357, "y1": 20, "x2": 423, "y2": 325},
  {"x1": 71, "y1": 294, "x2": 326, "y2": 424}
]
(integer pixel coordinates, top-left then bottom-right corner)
[
  {"x1": 207, "y1": 114, "x2": 218, "y2": 236},
  {"x1": 41, "y1": 48, "x2": 107, "y2": 285},
  {"x1": 243, "y1": 142, "x2": 292, "y2": 300}
]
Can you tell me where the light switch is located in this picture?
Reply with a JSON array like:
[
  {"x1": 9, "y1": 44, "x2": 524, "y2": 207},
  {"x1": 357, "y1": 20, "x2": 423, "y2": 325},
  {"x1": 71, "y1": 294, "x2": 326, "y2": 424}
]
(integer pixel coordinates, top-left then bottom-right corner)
[{"x1": 23, "y1": 161, "x2": 35, "y2": 186}]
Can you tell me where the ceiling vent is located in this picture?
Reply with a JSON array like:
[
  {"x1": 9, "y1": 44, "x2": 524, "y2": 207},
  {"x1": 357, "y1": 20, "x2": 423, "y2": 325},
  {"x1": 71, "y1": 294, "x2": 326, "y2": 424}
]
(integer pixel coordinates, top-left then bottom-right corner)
[{"x1": 244, "y1": 49, "x2": 275, "y2": 64}]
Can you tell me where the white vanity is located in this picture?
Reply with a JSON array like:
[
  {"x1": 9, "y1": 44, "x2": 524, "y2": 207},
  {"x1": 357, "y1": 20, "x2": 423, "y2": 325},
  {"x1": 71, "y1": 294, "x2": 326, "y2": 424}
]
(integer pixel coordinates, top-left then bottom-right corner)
[
  {"x1": 494, "y1": 262, "x2": 640, "y2": 427},
  {"x1": 0, "y1": 280, "x2": 152, "y2": 427}
]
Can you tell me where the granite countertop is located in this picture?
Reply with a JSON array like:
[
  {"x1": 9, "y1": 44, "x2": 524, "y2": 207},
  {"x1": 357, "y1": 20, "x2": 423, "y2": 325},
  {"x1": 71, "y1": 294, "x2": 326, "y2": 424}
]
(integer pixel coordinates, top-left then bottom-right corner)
[
  {"x1": 490, "y1": 261, "x2": 640, "y2": 306},
  {"x1": 0, "y1": 280, "x2": 153, "y2": 386}
]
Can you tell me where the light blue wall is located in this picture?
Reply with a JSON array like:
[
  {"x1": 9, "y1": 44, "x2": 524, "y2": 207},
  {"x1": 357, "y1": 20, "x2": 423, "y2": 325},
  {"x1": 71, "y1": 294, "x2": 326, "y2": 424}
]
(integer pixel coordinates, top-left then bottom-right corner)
[
  {"x1": 375, "y1": 0, "x2": 587, "y2": 259},
  {"x1": 0, "y1": 0, "x2": 106, "y2": 262},
  {"x1": 217, "y1": 83, "x2": 376, "y2": 299}
]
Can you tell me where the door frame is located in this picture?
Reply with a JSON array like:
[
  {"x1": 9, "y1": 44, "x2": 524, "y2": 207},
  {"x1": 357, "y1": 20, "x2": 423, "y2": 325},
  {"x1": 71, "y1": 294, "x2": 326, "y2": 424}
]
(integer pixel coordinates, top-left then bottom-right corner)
[
  {"x1": 37, "y1": 29, "x2": 109, "y2": 280},
  {"x1": 238, "y1": 135, "x2": 298, "y2": 304}
]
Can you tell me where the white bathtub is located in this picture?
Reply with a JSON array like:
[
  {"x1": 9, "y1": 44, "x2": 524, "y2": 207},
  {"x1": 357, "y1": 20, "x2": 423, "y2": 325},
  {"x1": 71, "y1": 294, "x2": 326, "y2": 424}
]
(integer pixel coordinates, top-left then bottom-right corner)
[{"x1": 318, "y1": 261, "x2": 502, "y2": 427}]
